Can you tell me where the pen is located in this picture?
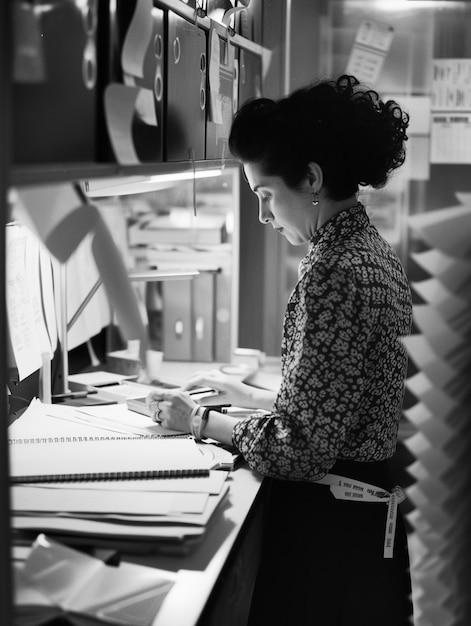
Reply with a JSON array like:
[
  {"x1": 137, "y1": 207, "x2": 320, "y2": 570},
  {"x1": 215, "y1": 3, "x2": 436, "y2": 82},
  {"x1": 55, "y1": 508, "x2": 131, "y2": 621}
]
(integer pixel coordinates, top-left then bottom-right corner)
[
  {"x1": 189, "y1": 387, "x2": 217, "y2": 396},
  {"x1": 52, "y1": 391, "x2": 89, "y2": 400}
]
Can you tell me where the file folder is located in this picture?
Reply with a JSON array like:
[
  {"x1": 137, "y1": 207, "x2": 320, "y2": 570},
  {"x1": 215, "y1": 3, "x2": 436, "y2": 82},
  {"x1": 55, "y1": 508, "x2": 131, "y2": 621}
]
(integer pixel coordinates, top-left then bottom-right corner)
[
  {"x1": 166, "y1": 11, "x2": 207, "y2": 161},
  {"x1": 192, "y1": 271, "x2": 216, "y2": 362},
  {"x1": 162, "y1": 279, "x2": 193, "y2": 360}
]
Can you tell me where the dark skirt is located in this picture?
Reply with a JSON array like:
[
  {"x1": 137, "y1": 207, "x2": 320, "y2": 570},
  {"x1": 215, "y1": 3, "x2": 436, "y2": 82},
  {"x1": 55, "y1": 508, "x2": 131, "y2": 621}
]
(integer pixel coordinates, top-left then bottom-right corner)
[{"x1": 248, "y1": 458, "x2": 413, "y2": 626}]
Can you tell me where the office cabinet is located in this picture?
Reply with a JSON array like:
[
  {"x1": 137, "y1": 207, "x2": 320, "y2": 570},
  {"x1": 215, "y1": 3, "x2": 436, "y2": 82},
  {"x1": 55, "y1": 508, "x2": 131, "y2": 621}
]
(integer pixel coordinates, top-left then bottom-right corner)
[{"x1": 166, "y1": 11, "x2": 207, "y2": 161}]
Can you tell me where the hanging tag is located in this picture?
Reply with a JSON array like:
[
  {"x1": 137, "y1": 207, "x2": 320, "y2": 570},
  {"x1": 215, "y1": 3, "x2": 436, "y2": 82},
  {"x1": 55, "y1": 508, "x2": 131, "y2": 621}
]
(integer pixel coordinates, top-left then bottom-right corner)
[{"x1": 208, "y1": 28, "x2": 223, "y2": 124}]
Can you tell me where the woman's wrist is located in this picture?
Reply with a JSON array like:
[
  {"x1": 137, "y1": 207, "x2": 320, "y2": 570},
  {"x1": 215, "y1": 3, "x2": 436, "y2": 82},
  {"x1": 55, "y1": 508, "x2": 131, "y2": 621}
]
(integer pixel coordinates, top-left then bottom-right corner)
[{"x1": 190, "y1": 406, "x2": 211, "y2": 441}]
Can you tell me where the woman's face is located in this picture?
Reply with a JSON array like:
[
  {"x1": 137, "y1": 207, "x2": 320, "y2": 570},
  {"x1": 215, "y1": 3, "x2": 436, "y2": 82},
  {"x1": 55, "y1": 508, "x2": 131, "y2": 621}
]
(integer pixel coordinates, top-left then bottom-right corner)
[{"x1": 243, "y1": 161, "x2": 316, "y2": 246}]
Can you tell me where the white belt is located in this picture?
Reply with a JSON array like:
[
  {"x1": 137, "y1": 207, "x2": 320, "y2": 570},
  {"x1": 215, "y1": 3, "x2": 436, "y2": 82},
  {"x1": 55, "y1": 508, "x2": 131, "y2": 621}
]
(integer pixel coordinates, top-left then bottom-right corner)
[{"x1": 316, "y1": 473, "x2": 406, "y2": 559}]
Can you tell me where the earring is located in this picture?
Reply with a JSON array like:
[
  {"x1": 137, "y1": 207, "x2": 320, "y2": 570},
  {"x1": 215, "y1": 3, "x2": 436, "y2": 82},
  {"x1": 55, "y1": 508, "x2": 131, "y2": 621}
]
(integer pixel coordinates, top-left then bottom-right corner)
[{"x1": 311, "y1": 191, "x2": 319, "y2": 206}]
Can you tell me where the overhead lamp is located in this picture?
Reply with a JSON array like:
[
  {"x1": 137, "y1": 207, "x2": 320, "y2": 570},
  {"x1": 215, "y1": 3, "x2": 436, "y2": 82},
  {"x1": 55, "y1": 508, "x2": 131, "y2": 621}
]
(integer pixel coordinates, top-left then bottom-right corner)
[
  {"x1": 147, "y1": 169, "x2": 223, "y2": 183},
  {"x1": 84, "y1": 169, "x2": 223, "y2": 198}
]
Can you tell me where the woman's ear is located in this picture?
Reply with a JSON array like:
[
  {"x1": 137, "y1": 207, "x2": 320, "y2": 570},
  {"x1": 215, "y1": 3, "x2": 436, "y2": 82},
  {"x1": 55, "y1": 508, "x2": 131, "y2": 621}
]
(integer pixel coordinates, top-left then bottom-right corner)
[{"x1": 306, "y1": 162, "x2": 323, "y2": 190}]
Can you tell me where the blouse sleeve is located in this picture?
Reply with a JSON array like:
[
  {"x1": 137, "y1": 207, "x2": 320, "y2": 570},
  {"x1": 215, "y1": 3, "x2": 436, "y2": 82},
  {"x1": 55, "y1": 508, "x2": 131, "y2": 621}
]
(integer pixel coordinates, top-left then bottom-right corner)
[{"x1": 231, "y1": 260, "x2": 372, "y2": 481}]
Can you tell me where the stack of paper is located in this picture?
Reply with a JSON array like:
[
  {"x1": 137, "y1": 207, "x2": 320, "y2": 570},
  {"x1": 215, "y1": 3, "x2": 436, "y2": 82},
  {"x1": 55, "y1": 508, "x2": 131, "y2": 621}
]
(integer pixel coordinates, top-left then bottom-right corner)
[
  {"x1": 9, "y1": 399, "x2": 230, "y2": 554},
  {"x1": 403, "y1": 197, "x2": 471, "y2": 625}
]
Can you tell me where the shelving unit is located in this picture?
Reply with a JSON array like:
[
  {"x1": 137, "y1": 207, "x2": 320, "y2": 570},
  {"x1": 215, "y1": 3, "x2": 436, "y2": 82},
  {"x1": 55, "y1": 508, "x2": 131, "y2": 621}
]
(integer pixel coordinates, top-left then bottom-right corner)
[{"x1": 2, "y1": 1, "x2": 281, "y2": 623}]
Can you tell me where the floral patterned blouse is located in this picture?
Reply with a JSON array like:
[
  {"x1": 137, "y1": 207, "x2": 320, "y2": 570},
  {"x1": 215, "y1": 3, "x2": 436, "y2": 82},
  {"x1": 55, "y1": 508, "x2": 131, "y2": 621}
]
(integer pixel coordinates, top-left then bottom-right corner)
[{"x1": 232, "y1": 203, "x2": 412, "y2": 481}]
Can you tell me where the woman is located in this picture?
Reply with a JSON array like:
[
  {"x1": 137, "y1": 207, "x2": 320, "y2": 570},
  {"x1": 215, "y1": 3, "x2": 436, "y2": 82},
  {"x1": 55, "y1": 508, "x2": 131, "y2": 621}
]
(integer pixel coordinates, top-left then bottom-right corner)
[{"x1": 147, "y1": 75, "x2": 413, "y2": 625}]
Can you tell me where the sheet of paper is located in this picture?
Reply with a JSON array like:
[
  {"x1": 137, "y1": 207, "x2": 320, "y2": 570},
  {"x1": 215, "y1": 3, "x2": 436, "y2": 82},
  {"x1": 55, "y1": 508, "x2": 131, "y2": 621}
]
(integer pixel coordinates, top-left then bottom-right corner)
[
  {"x1": 15, "y1": 534, "x2": 176, "y2": 625},
  {"x1": 12, "y1": 484, "x2": 229, "y2": 532},
  {"x1": 104, "y1": 84, "x2": 141, "y2": 164},
  {"x1": 73, "y1": 404, "x2": 184, "y2": 438},
  {"x1": 430, "y1": 59, "x2": 471, "y2": 164},
  {"x1": 6, "y1": 225, "x2": 44, "y2": 380},
  {"x1": 54, "y1": 234, "x2": 111, "y2": 351},
  {"x1": 68, "y1": 371, "x2": 136, "y2": 387},
  {"x1": 8, "y1": 399, "x2": 181, "y2": 440},
  {"x1": 39, "y1": 244, "x2": 58, "y2": 354},
  {"x1": 121, "y1": 0, "x2": 153, "y2": 79},
  {"x1": 11, "y1": 486, "x2": 209, "y2": 516},
  {"x1": 345, "y1": 19, "x2": 394, "y2": 85}
]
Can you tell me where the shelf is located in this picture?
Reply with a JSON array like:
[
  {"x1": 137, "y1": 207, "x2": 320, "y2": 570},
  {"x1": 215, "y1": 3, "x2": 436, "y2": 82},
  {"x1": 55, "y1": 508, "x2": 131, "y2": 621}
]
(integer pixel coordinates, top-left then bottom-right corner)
[
  {"x1": 9, "y1": 0, "x2": 261, "y2": 189},
  {"x1": 11, "y1": 159, "x2": 239, "y2": 189},
  {"x1": 157, "y1": 0, "x2": 266, "y2": 56}
]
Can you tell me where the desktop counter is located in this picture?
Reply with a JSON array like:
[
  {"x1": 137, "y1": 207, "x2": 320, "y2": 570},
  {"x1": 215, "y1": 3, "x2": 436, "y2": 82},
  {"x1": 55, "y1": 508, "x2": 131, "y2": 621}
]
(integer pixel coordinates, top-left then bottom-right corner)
[
  {"x1": 132, "y1": 463, "x2": 265, "y2": 626},
  {"x1": 128, "y1": 359, "x2": 276, "y2": 626}
]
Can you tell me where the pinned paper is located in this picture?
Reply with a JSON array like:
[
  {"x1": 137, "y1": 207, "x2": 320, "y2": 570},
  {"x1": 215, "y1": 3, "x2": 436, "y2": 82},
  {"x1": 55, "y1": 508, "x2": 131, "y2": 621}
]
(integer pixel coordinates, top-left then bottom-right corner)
[
  {"x1": 430, "y1": 59, "x2": 471, "y2": 164},
  {"x1": 121, "y1": 0, "x2": 154, "y2": 80},
  {"x1": 345, "y1": 19, "x2": 394, "y2": 85},
  {"x1": 6, "y1": 225, "x2": 50, "y2": 380},
  {"x1": 104, "y1": 84, "x2": 141, "y2": 165},
  {"x1": 209, "y1": 28, "x2": 223, "y2": 124}
]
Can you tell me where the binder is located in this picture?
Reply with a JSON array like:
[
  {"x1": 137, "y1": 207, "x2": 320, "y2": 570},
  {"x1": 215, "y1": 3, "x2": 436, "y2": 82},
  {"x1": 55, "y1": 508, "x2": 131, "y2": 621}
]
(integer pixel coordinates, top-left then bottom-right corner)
[
  {"x1": 12, "y1": 0, "x2": 99, "y2": 164},
  {"x1": 162, "y1": 279, "x2": 193, "y2": 360},
  {"x1": 192, "y1": 271, "x2": 216, "y2": 362},
  {"x1": 166, "y1": 11, "x2": 207, "y2": 161},
  {"x1": 214, "y1": 271, "x2": 232, "y2": 362}
]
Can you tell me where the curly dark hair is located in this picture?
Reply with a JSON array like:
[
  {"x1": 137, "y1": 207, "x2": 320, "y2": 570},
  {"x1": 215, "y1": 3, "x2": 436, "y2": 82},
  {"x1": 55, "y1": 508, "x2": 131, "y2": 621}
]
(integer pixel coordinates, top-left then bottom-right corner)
[{"x1": 229, "y1": 75, "x2": 409, "y2": 201}]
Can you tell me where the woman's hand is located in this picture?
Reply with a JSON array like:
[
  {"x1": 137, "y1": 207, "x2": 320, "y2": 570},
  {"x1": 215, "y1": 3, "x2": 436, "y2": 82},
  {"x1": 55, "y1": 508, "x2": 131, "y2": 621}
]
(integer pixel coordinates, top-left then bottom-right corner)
[
  {"x1": 182, "y1": 370, "x2": 276, "y2": 411},
  {"x1": 146, "y1": 388, "x2": 197, "y2": 433}
]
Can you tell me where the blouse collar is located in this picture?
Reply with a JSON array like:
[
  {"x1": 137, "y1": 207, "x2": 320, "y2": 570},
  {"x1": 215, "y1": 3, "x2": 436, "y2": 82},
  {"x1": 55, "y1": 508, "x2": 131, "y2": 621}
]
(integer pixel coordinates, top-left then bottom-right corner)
[{"x1": 310, "y1": 202, "x2": 367, "y2": 248}]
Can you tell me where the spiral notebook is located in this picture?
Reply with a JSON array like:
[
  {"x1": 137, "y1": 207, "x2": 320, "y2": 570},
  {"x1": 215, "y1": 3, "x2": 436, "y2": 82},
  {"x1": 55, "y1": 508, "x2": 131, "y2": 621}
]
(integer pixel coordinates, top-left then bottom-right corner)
[{"x1": 9, "y1": 437, "x2": 212, "y2": 484}]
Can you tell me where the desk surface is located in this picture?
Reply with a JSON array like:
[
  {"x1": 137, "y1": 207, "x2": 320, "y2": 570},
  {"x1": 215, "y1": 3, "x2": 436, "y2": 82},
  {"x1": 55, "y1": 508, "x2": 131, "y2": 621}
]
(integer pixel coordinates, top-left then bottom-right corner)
[
  {"x1": 127, "y1": 464, "x2": 264, "y2": 626},
  {"x1": 132, "y1": 360, "x2": 271, "y2": 625}
]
